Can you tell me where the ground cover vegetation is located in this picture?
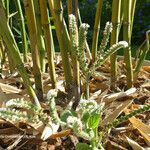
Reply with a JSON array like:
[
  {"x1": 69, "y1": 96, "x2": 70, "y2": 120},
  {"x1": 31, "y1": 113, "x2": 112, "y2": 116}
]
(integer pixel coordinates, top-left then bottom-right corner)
[{"x1": 0, "y1": 0, "x2": 150, "y2": 149}]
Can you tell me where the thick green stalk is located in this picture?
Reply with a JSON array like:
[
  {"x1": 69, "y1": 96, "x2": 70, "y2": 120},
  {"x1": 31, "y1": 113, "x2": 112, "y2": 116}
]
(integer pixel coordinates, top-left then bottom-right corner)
[
  {"x1": 24, "y1": 0, "x2": 44, "y2": 101},
  {"x1": 33, "y1": 0, "x2": 45, "y2": 72},
  {"x1": 5, "y1": 0, "x2": 9, "y2": 19},
  {"x1": 15, "y1": 0, "x2": 28, "y2": 62},
  {"x1": 39, "y1": 0, "x2": 57, "y2": 88},
  {"x1": 110, "y1": 0, "x2": 121, "y2": 89},
  {"x1": 48, "y1": 0, "x2": 73, "y2": 90},
  {"x1": 0, "y1": 3, "x2": 41, "y2": 108},
  {"x1": 123, "y1": 0, "x2": 133, "y2": 88},
  {"x1": 92, "y1": 0, "x2": 103, "y2": 61},
  {"x1": 67, "y1": 0, "x2": 80, "y2": 109}
]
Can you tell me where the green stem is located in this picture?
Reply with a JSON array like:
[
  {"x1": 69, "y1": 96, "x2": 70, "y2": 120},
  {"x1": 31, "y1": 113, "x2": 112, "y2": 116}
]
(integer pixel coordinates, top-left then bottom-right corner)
[
  {"x1": 39, "y1": 0, "x2": 57, "y2": 88},
  {"x1": 123, "y1": 0, "x2": 133, "y2": 88},
  {"x1": 130, "y1": 0, "x2": 137, "y2": 35},
  {"x1": 33, "y1": 0, "x2": 45, "y2": 72},
  {"x1": 92, "y1": 0, "x2": 103, "y2": 61},
  {"x1": 24, "y1": 0, "x2": 44, "y2": 101},
  {"x1": 110, "y1": 0, "x2": 121, "y2": 89},
  {"x1": 48, "y1": 0, "x2": 73, "y2": 90},
  {"x1": 15, "y1": 0, "x2": 28, "y2": 62},
  {"x1": 6, "y1": 0, "x2": 9, "y2": 19}
]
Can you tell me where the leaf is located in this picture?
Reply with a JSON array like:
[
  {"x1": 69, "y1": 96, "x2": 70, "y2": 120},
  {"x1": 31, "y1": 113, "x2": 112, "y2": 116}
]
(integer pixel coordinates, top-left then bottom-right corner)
[
  {"x1": 50, "y1": 129, "x2": 72, "y2": 139},
  {"x1": 60, "y1": 110, "x2": 75, "y2": 122},
  {"x1": 126, "y1": 136, "x2": 144, "y2": 150},
  {"x1": 129, "y1": 117, "x2": 150, "y2": 146},
  {"x1": 12, "y1": 26, "x2": 21, "y2": 36},
  {"x1": 0, "y1": 83, "x2": 21, "y2": 93},
  {"x1": 82, "y1": 112, "x2": 90, "y2": 125},
  {"x1": 103, "y1": 88, "x2": 136, "y2": 104},
  {"x1": 51, "y1": 26, "x2": 56, "y2": 30},
  {"x1": 100, "y1": 100, "x2": 132, "y2": 126},
  {"x1": 89, "y1": 90, "x2": 101, "y2": 100},
  {"x1": 75, "y1": 143, "x2": 92, "y2": 150},
  {"x1": 88, "y1": 112, "x2": 101, "y2": 129},
  {"x1": 142, "y1": 66, "x2": 150, "y2": 73}
]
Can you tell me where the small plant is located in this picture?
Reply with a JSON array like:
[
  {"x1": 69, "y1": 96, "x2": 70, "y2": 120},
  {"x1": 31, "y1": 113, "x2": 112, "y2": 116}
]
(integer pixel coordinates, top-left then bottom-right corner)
[
  {"x1": 0, "y1": 98, "x2": 49, "y2": 125},
  {"x1": 48, "y1": 91, "x2": 150, "y2": 150},
  {"x1": 0, "y1": 90, "x2": 150, "y2": 150},
  {"x1": 69, "y1": 14, "x2": 128, "y2": 99}
]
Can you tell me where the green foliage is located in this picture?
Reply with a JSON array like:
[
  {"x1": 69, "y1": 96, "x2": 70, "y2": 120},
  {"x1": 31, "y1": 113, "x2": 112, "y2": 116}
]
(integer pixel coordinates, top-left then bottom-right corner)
[{"x1": 77, "y1": 0, "x2": 150, "y2": 47}]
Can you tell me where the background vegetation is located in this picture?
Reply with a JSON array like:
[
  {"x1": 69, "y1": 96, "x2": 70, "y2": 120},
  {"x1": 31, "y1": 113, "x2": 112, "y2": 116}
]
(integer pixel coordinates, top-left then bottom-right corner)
[{"x1": 7, "y1": 0, "x2": 150, "y2": 59}]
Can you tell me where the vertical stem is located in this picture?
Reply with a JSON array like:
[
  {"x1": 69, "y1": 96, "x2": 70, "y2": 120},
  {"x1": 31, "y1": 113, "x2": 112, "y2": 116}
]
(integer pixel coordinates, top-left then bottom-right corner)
[
  {"x1": 48, "y1": 0, "x2": 73, "y2": 90},
  {"x1": 33, "y1": 0, "x2": 45, "y2": 72},
  {"x1": 5, "y1": 0, "x2": 9, "y2": 19},
  {"x1": 130, "y1": 0, "x2": 137, "y2": 35},
  {"x1": 0, "y1": 38, "x2": 6, "y2": 72},
  {"x1": 92, "y1": 0, "x2": 103, "y2": 61},
  {"x1": 39, "y1": 0, "x2": 57, "y2": 88},
  {"x1": 123, "y1": 0, "x2": 133, "y2": 88},
  {"x1": 15, "y1": 0, "x2": 28, "y2": 62},
  {"x1": 110, "y1": 0, "x2": 121, "y2": 89},
  {"x1": 24, "y1": 0, "x2": 44, "y2": 101}
]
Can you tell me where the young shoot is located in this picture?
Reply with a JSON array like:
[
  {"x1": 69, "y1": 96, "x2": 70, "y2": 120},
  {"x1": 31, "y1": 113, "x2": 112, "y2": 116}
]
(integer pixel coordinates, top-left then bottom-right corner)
[{"x1": 69, "y1": 14, "x2": 128, "y2": 99}]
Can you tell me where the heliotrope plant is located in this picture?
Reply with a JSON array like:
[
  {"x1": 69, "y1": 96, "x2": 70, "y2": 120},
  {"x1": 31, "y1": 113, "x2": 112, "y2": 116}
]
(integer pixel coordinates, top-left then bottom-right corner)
[{"x1": 69, "y1": 14, "x2": 128, "y2": 99}]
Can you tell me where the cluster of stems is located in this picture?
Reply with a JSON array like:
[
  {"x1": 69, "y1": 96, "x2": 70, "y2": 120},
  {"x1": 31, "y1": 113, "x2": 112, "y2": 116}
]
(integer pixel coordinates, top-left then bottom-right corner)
[{"x1": 69, "y1": 14, "x2": 128, "y2": 99}]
